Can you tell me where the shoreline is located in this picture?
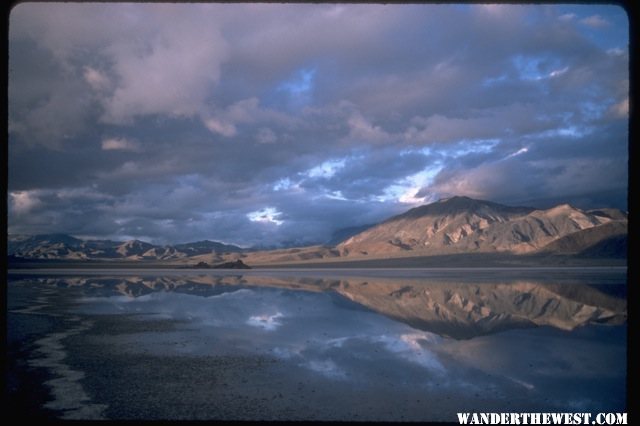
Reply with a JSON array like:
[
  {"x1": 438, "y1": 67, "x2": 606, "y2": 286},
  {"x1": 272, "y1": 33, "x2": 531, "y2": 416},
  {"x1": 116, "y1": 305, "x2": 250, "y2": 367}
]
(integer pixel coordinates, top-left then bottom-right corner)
[
  {"x1": 8, "y1": 264, "x2": 628, "y2": 279},
  {"x1": 7, "y1": 254, "x2": 628, "y2": 271}
]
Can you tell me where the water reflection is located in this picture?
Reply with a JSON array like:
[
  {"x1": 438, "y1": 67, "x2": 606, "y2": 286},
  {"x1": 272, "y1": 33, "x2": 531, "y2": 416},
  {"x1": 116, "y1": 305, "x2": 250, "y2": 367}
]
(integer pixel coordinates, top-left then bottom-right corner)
[
  {"x1": 9, "y1": 270, "x2": 627, "y2": 419},
  {"x1": 19, "y1": 271, "x2": 627, "y2": 339}
]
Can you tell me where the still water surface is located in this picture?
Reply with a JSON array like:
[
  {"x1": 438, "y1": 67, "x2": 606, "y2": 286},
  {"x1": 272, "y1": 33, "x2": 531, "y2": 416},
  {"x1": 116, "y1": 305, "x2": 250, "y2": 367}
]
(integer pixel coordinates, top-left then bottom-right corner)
[{"x1": 7, "y1": 268, "x2": 627, "y2": 421}]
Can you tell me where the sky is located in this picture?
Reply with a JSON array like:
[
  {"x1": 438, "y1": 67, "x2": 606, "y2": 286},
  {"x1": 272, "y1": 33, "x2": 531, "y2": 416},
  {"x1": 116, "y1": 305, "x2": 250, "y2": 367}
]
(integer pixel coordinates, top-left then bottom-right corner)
[{"x1": 8, "y1": 3, "x2": 629, "y2": 247}]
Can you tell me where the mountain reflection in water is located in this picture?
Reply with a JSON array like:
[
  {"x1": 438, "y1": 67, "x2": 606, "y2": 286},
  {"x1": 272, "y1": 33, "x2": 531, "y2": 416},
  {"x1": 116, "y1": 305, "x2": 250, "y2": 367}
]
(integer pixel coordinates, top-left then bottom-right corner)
[
  {"x1": 26, "y1": 270, "x2": 626, "y2": 340},
  {"x1": 9, "y1": 269, "x2": 627, "y2": 420}
]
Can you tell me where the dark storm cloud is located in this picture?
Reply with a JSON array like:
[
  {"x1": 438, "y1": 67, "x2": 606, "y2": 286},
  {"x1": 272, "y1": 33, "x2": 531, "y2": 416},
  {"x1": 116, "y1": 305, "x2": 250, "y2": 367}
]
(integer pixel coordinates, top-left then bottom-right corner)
[{"x1": 8, "y1": 3, "x2": 628, "y2": 245}]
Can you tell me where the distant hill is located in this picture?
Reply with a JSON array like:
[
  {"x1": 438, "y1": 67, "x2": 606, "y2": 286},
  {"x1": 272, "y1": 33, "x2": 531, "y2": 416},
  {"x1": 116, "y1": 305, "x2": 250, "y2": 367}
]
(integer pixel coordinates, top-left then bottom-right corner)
[
  {"x1": 174, "y1": 240, "x2": 243, "y2": 256},
  {"x1": 7, "y1": 233, "x2": 88, "y2": 260},
  {"x1": 8, "y1": 234, "x2": 243, "y2": 261}
]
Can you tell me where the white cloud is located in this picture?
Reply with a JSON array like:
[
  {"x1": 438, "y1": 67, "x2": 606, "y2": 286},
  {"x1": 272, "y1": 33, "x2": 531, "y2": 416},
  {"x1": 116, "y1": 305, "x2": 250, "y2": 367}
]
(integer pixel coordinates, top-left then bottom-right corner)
[
  {"x1": 19, "y1": 4, "x2": 229, "y2": 124},
  {"x1": 203, "y1": 117, "x2": 237, "y2": 137},
  {"x1": 273, "y1": 178, "x2": 294, "y2": 192},
  {"x1": 9, "y1": 191, "x2": 41, "y2": 214},
  {"x1": 347, "y1": 112, "x2": 390, "y2": 142},
  {"x1": 580, "y1": 15, "x2": 609, "y2": 28},
  {"x1": 101, "y1": 137, "x2": 140, "y2": 151},
  {"x1": 610, "y1": 98, "x2": 628, "y2": 118},
  {"x1": 446, "y1": 139, "x2": 499, "y2": 158},
  {"x1": 304, "y1": 158, "x2": 346, "y2": 179},
  {"x1": 201, "y1": 98, "x2": 293, "y2": 137},
  {"x1": 83, "y1": 66, "x2": 111, "y2": 92},
  {"x1": 504, "y1": 147, "x2": 529, "y2": 160},
  {"x1": 607, "y1": 48, "x2": 625, "y2": 56},
  {"x1": 549, "y1": 67, "x2": 569, "y2": 78},
  {"x1": 101, "y1": 26, "x2": 228, "y2": 123},
  {"x1": 379, "y1": 166, "x2": 443, "y2": 205},
  {"x1": 247, "y1": 207, "x2": 284, "y2": 226}
]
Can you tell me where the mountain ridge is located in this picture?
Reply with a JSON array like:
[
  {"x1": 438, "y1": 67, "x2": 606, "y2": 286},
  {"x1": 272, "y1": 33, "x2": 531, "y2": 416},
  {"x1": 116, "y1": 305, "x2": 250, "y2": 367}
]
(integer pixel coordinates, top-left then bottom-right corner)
[
  {"x1": 387, "y1": 196, "x2": 535, "y2": 222},
  {"x1": 8, "y1": 196, "x2": 627, "y2": 264},
  {"x1": 8, "y1": 234, "x2": 244, "y2": 261},
  {"x1": 336, "y1": 196, "x2": 626, "y2": 258}
]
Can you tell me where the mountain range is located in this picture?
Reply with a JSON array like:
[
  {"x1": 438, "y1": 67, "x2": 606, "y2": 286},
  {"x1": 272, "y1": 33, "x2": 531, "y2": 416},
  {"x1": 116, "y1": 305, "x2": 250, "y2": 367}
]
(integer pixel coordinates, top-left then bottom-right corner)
[
  {"x1": 8, "y1": 233, "x2": 243, "y2": 261},
  {"x1": 8, "y1": 196, "x2": 627, "y2": 265}
]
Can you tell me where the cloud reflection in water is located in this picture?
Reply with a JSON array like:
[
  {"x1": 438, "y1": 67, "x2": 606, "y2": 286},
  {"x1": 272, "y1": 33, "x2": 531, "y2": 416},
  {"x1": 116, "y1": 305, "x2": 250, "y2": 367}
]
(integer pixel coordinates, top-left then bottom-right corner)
[
  {"x1": 36, "y1": 269, "x2": 625, "y2": 412},
  {"x1": 77, "y1": 284, "x2": 448, "y2": 382}
]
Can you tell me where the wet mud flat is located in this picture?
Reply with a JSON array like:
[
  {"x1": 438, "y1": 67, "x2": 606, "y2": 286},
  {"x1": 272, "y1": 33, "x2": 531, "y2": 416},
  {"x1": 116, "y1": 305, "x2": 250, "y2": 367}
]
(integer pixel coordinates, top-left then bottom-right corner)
[
  {"x1": 7, "y1": 310, "x2": 64, "y2": 420},
  {"x1": 7, "y1": 282, "x2": 103, "y2": 419},
  {"x1": 6, "y1": 286, "x2": 524, "y2": 421},
  {"x1": 41, "y1": 313, "x2": 523, "y2": 421}
]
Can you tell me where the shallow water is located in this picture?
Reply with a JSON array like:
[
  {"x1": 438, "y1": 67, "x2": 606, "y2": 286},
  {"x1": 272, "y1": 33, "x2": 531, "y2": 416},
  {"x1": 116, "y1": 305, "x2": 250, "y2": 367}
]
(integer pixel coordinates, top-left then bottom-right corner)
[{"x1": 7, "y1": 268, "x2": 627, "y2": 421}]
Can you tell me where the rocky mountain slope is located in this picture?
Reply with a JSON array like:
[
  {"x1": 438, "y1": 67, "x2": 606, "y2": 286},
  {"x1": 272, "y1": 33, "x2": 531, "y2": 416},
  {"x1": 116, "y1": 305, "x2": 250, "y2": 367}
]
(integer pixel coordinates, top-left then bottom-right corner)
[
  {"x1": 336, "y1": 196, "x2": 626, "y2": 258},
  {"x1": 537, "y1": 221, "x2": 627, "y2": 256}
]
